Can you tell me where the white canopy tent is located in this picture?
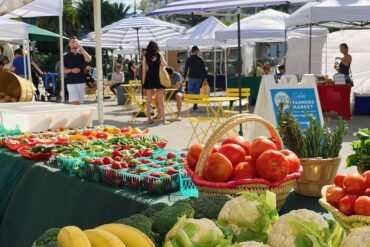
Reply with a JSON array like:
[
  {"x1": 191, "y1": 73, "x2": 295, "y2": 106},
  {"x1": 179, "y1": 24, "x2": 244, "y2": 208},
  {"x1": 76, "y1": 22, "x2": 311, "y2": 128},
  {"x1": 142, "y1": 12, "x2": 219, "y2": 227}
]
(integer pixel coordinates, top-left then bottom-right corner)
[
  {"x1": 0, "y1": 0, "x2": 64, "y2": 101},
  {"x1": 322, "y1": 30, "x2": 370, "y2": 94},
  {"x1": 286, "y1": 0, "x2": 370, "y2": 74},
  {"x1": 166, "y1": 16, "x2": 227, "y2": 49},
  {"x1": 0, "y1": 18, "x2": 28, "y2": 42},
  {"x1": 216, "y1": 9, "x2": 328, "y2": 75},
  {"x1": 0, "y1": 0, "x2": 34, "y2": 16},
  {"x1": 286, "y1": 0, "x2": 370, "y2": 29},
  {"x1": 216, "y1": 9, "x2": 289, "y2": 42}
]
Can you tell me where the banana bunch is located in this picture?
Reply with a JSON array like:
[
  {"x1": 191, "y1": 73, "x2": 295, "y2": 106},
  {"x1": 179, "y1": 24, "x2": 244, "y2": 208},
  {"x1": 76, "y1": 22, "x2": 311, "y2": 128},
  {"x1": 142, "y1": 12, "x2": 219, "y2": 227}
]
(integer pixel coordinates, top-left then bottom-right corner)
[{"x1": 57, "y1": 224, "x2": 155, "y2": 247}]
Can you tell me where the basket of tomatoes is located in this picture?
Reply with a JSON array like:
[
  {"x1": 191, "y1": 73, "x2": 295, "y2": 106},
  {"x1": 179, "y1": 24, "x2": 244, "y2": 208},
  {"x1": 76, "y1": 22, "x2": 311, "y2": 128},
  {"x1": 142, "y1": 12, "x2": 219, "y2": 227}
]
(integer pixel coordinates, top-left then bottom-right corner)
[
  {"x1": 185, "y1": 114, "x2": 302, "y2": 211},
  {"x1": 319, "y1": 172, "x2": 370, "y2": 231}
]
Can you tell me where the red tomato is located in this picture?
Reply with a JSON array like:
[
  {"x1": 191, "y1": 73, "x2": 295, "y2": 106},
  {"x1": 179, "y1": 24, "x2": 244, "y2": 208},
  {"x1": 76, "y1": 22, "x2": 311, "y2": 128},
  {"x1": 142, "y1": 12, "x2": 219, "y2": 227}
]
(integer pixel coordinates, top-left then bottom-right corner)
[
  {"x1": 268, "y1": 137, "x2": 281, "y2": 149},
  {"x1": 326, "y1": 187, "x2": 346, "y2": 208},
  {"x1": 365, "y1": 188, "x2": 370, "y2": 197},
  {"x1": 222, "y1": 136, "x2": 251, "y2": 155},
  {"x1": 354, "y1": 196, "x2": 370, "y2": 216},
  {"x1": 232, "y1": 162, "x2": 257, "y2": 181},
  {"x1": 255, "y1": 150, "x2": 289, "y2": 182},
  {"x1": 250, "y1": 136, "x2": 278, "y2": 160},
  {"x1": 245, "y1": 156, "x2": 253, "y2": 163},
  {"x1": 219, "y1": 144, "x2": 246, "y2": 167},
  {"x1": 343, "y1": 173, "x2": 366, "y2": 195},
  {"x1": 186, "y1": 144, "x2": 204, "y2": 170},
  {"x1": 280, "y1": 150, "x2": 301, "y2": 174},
  {"x1": 334, "y1": 174, "x2": 347, "y2": 188},
  {"x1": 204, "y1": 153, "x2": 233, "y2": 182},
  {"x1": 339, "y1": 194, "x2": 359, "y2": 215},
  {"x1": 363, "y1": 171, "x2": 370, "y2": 188}
]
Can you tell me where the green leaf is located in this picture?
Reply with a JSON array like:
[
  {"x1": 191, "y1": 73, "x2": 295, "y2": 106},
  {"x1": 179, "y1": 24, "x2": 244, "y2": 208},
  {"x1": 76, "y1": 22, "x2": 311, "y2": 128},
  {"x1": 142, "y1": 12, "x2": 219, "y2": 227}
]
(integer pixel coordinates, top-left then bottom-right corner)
[
  {"x1": 346, "y1": 154, "x2": 359, "y2": 168},
  {"x1": 287, "y1": 217, "x2": 328, "y2": 247}
]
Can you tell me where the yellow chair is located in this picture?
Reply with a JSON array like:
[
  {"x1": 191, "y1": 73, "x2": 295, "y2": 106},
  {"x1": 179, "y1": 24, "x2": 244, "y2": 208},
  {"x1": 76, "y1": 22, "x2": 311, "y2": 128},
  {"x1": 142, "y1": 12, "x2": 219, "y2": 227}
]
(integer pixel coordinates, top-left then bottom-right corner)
[
  {"x1": 84, "y1": 86, "x2": 97, "y2": 101},
  {"x1": 223, "y1": 88, "x2": 251, "y2": 117},
  {"x1": 184, "y1": 94, "x2": 217, "y2": 147}
]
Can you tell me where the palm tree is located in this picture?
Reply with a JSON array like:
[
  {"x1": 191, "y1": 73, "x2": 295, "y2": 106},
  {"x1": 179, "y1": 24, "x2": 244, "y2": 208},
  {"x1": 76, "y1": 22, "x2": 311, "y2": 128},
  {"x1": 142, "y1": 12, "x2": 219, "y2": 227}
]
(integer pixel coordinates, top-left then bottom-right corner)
[
  {"x1": 36, "y1": 0, "x2": 78, "y2": 37},
  {"x1": 77, "y1": 0, "x2": 131, "y2": 35}
]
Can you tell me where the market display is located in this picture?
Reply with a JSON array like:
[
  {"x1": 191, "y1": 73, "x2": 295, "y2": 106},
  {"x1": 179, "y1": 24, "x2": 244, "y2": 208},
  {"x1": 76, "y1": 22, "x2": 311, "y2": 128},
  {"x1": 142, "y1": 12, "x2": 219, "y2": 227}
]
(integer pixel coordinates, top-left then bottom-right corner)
[
  {"x1": 33, "y1": 192, "x2": 349, "y2": 247},
  {"x1": 0, "y1": 126, "x2": 187, "y2": 195},
  {"x1": 346, "y1": 129, "x2": 370, "y2": 172}
]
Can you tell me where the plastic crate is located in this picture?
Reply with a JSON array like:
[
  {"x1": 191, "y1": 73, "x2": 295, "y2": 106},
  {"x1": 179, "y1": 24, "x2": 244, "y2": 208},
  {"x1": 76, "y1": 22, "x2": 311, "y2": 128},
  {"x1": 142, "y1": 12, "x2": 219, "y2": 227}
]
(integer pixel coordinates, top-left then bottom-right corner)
[
  {"x1": 179, "y1": 169, "x2": 198, "y2": 198},
  {"x1": 79, "y1": 163, "x2": 102, "y2": 182},
  {"x1": 143, "y1": 167, "x2": 180, "y2": 195},
  {"x1": 122, "y1": 166, "x2": 152, "y2": 191},
  {"x1": 99, "y1": 165, "x2": 126, "y2": 187},
  {"x1": 57, "y1": 156, "x2": 81, "y2": 176},
  {"x1": 354, "y1": 93, "x2": 370, "y2": 115}
]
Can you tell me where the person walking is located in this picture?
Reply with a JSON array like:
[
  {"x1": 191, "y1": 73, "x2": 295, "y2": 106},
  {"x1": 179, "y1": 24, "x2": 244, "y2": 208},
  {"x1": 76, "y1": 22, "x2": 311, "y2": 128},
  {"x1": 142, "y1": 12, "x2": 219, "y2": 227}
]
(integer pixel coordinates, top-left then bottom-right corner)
[
  {"x1": 11, "y1": 48, "x2": 43, "y2": 78},
  {"x1": 183, "y1": 46, "x2": 207, "y2": 110},
  {"x1": 141, "y1": 41, "x2": 169, "y2": 125},
  {"x1": 63, "y1": 37, "x2": 91, "y2": 105}
]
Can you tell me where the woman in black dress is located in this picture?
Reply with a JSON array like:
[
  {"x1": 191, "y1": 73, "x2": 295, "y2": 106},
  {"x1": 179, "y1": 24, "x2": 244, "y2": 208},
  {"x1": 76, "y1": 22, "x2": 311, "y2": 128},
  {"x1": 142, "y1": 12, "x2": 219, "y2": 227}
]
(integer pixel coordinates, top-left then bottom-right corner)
[{"x1": 142, "y1": 41, "x2": 169, "y2": 124}]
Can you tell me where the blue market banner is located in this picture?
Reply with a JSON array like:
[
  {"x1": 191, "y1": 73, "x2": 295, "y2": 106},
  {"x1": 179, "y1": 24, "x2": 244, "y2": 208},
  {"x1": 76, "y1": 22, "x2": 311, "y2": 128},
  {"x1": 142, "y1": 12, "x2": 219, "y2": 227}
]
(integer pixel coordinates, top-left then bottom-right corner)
[{"x1": 270, "y1": 88, "x2": 323, "y2": 129}]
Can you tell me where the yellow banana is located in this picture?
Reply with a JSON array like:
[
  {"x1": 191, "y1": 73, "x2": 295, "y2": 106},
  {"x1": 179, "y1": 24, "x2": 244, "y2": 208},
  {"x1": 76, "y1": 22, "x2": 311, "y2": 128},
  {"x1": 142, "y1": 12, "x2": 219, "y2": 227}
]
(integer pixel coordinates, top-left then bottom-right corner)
[
  {"x1": 57, "y1": 226, "x2": 91, "y2": 247},
  {"x1": 97, "y1": 223, "x2": 155, "y2": 247},
  {"x1": 84, "y1": 229, "x2": 126, "y2": 247}
]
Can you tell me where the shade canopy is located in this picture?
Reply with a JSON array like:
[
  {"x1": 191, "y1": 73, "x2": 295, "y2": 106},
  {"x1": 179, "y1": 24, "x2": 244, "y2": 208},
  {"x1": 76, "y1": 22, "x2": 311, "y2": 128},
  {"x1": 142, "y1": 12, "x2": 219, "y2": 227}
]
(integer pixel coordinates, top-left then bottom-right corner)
[
  {"x1": 286, "y1": 0, "x2": 370, "y2": 29},
  {"x1": 87, "y1": 16, "x2": 186, "y2": 44},
  {"x1": 0, "y1": 18, "x2": 28, "y2": 41},
  {"x1": 166, "y1": 16, "x2": 227, "y2": 49},
  {"x1": 28, "y1": 24, "x2": 67, "y2": 42},
  {"x1": 2, "y1": 0, "x2": 62, "y2": 18},
  {"x1": 148, "y1": 0, "x2": 317, "y2": 16}
]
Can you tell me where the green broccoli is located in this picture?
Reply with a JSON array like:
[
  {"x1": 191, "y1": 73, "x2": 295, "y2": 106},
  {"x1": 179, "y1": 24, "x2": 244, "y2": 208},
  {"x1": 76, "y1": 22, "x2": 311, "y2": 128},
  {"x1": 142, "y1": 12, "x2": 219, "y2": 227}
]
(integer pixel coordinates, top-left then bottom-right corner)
[
  {"x1": 190, "y1": 195, "x2": 232, "y2": 220},
  {"x1": 150, "y1": 200, "x2": 195, "y2": 245},
  {"x1": 116, "y1": 214, "x2": 157, "y2": 242},
  {"x1": 34, "y1": 228, "x2": 60, "y2": 247},
  {"x1": 141, "y1": 202, "x2": 169, "y2": 218}
]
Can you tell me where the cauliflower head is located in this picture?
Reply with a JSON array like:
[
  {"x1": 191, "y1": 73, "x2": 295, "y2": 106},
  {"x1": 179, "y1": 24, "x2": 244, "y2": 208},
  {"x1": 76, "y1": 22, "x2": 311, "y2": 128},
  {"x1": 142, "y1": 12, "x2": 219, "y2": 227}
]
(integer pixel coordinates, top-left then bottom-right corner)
[
  {"x1": 218, "y1": 191, "x2": 278, "y2": 243},
  {"x1": 164, "y1": 217, "x2": 225, "y2": 247},
  {"x1": 268, "y1": 209, "x2": 329, "y2": 247},
  {"x1": 340, "y1": 227, "x2": 370, "y2": 247},
  {"x1": 234, "y1": 241, "x2": 271, "y2": 247}
]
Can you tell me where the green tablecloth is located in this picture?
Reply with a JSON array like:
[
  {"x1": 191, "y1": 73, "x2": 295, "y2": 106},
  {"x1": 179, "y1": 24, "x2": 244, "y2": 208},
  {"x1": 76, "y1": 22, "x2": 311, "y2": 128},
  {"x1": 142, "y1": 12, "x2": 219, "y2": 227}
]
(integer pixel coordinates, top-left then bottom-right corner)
[
  {"x1": 0, "y1": 150, "x2": 33, "y2": 223},
  {"x1": 0, "y1": 150, "x2": 177, "y2": 247},
  {"x1": 227, "y1": 76, "x2": 262, "y2": 105}
]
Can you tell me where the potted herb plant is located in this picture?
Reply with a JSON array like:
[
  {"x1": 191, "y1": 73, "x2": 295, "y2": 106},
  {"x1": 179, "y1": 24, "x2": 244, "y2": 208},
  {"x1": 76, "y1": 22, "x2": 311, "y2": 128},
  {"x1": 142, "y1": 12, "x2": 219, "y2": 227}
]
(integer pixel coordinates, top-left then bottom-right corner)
[{"x1": 277, "y1": 103, "x2": 347, "y2": 197}]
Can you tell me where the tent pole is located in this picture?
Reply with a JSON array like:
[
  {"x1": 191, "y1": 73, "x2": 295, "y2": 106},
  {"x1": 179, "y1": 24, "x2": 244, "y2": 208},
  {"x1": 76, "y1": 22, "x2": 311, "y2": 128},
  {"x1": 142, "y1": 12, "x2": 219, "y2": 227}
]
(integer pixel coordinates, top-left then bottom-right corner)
[
  {"x1": 309, "y1": 24, "x2": 312, "y2": 74},
  {"x1": 213, "y1": 46, "x2": 216, "y2": 94},
  {"x1": 27, "y1": 42, "x2": 32, "y2": 83},
  {"x1": 59, "y1": 15, "x2": 65, "y2": 102},
  {"x1": 325, "y1": 39, "x2": 328, "y2": 76},
  {"x1": 284, "y1": 28, "x2": 287, "y2": 66},
  {"x1": 93, "y1": 0, "x2": 104, "y2": 124},
  {"x1": 237, "y1": 7, "x2": 243, "y2": 135},
  {"x1": 224, "y1": 47, "x2": 228, "y2": 89}
]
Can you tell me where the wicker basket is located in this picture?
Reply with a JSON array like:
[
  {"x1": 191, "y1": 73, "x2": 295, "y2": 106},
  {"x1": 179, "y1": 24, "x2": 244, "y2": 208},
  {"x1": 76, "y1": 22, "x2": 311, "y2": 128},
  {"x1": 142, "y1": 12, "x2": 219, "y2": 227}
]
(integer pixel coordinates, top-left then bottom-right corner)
[
  {"x1": 319, "y1": 185, "x2": 370, "y2": 231},
  {"x1": 189, "y1": 114, "x2": 301, "y2": 211},
  {"x1": 0, "y1": 71, "x2": 34, "y2": 102},
  {"x1": 293, "y1": 157, "x2": 341, "y2": 197}
]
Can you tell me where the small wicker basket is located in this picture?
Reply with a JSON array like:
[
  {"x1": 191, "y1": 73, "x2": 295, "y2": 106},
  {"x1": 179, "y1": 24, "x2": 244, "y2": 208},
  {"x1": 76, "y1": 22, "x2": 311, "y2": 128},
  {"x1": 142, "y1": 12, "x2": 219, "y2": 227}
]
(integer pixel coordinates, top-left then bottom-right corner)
[
  {"x1": 187, "y1": 114, "x2": 301, "y2": 211},
  {"x1": 319, "y1": 185, "x2": 370, "y2": 231},
  {"x1": 294, "y1": 157, "x2": 341, "y2": 197}
]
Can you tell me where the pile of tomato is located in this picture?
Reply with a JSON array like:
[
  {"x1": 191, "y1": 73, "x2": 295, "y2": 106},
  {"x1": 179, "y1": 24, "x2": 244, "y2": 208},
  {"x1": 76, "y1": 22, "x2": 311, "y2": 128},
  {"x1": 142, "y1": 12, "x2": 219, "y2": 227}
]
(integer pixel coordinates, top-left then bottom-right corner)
[
  {"x1": 325, "y1": 172, "x2": 370, "y2": 216},
  {"x1": 186, "y1": 135, "x2": 301, "y2": 183}
]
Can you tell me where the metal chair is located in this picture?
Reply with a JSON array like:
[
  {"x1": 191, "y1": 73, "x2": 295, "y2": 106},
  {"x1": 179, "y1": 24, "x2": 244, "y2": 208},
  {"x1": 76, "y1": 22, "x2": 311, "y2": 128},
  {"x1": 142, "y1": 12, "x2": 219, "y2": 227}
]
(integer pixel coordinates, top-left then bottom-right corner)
[{"x1": 184, "y1": 94, "x2": 217, "y2": 147}]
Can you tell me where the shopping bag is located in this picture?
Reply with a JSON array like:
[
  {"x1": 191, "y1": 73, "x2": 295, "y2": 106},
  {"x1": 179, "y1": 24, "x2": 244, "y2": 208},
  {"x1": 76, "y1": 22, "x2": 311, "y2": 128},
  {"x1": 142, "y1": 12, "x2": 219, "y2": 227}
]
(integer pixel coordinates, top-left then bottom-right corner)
[
  {"x1": 159, "y1": 65, "x2": 171, "y2": 88},
  {"x1": 201, "y1": 80, "x2": 209, "y2": 95}
]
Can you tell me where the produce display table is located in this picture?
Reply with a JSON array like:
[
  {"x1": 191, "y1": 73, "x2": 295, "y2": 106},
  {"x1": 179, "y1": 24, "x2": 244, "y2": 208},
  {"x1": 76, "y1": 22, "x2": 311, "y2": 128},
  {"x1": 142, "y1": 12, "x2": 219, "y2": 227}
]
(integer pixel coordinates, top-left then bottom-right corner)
[
  {"x1": 0, "y1": 150, "x2": 177, "y2": 247},
  {"x1": 0, "y1": 149, "x2": 327, "y2": 247},
  {"x1": 317, "y1": 84, "x2": 352, "y2": 120}
]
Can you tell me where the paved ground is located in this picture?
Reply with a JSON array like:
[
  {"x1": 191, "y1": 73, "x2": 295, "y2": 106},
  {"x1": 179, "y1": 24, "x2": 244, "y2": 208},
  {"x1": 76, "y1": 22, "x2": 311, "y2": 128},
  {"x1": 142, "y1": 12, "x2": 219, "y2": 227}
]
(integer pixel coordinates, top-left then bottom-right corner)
[{"x1": 90, "y1": 98, "x2": 369, "y2": 174}]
